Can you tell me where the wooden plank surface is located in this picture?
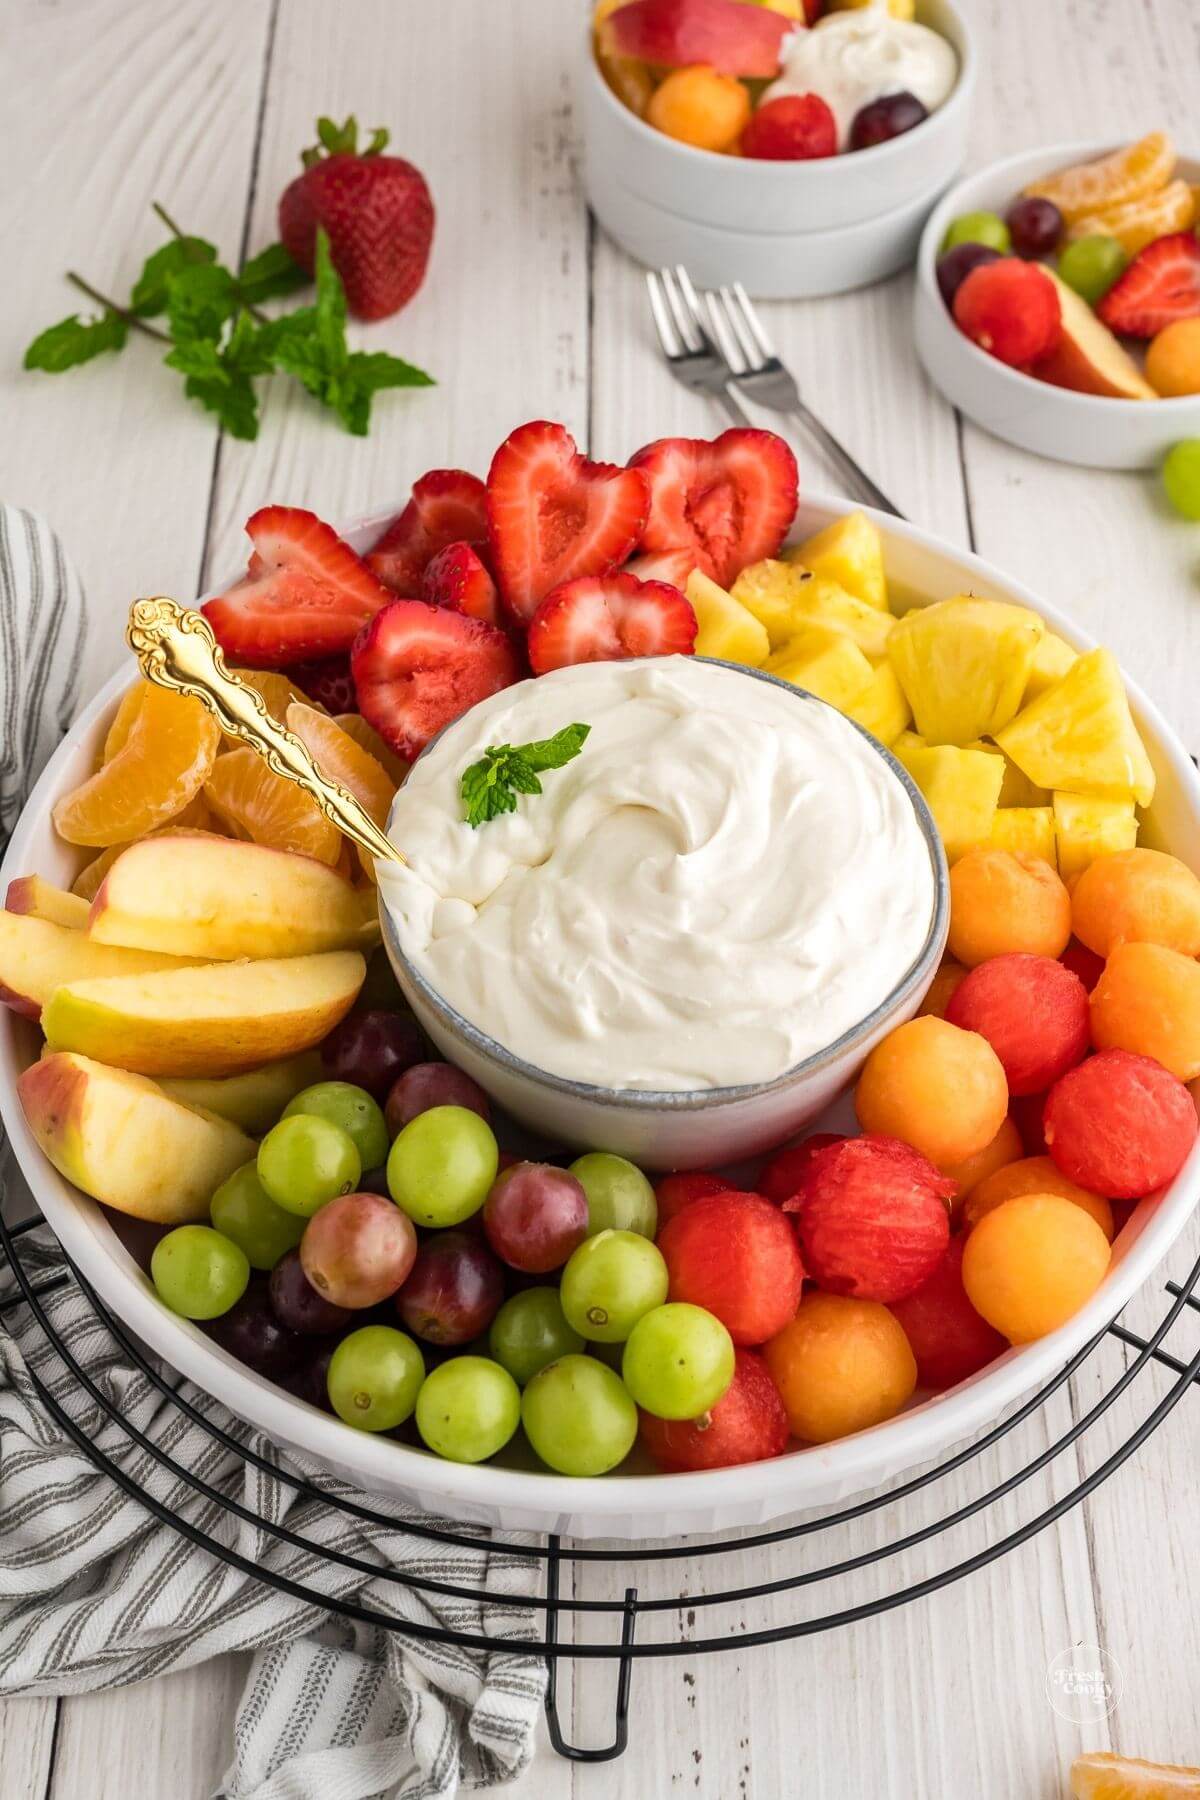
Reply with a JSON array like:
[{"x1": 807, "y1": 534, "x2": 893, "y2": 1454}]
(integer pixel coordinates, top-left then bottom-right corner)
[{"x1": 2, "y1": 0, "x2": 1199, "y2": 1795}]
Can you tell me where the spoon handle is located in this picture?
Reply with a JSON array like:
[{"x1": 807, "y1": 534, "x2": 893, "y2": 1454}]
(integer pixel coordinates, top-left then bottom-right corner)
[{"x1": 125, "y1": 597, "x2": 405, "y2": 867}]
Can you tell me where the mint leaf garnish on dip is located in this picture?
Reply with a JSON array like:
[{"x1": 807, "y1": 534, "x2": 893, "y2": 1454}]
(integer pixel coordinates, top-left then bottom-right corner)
[{"x1": 460, "y1": 723, "x2": 590, "y2": 828}]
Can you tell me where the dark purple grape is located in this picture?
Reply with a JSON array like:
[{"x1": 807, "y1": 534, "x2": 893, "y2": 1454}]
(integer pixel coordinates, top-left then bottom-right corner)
[
  {"x1": 483, "y1": 1162, "x2": 589, "y2": 1274},
  {"x1": 280, "y1": 1342, "x2": 337, "y2": 1412},
  {"x1": 395, "y1": 1230, "x2": 505, "y2": 1346},
  {"x1": 358, "y1": 1164, "x2": 393, "y2": 1196},
  {"x1": 848, "y1": 90, "x2": 927, "y2": 152},
  {"x1": 206, "y1": 1279, "x2": 306, "y2": 1377},
  {"x1": 936, "y1": 242, "x2": 1002, "y2": 310},
  {"x1": 1005, "y1": 195, "x2": 1065, "y2": 258},
  {"x1": 384, "y1": 1061, "x2": 491, "y2": 1135},
  {"x1": 269, "y1": 1246, "x2": 354, "y2": 1335},
  {"x1": 321, "y1": 1009, "x2": 426, "y2": 1100}
]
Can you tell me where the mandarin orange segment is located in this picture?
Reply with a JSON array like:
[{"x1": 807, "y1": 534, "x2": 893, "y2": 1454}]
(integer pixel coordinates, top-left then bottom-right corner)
[
  {"x1": 1024, "y1": 132, "x2": 1174, "y2": 224},
  {"x1": 100, "y1": 681, "x2": 147, "y2": 766},
  {"x1": 333, "y1": 713, "x2": 409, "y2": 786},
  {"x1": 54, "y1": 684, "x2": 220, "y2": 848},
  {"x1": 222, "y1": 669, "x2": 311, "y2": 748},
  {"x1": 205, "y1": 746, "x2": 342, "y2": 863},
  {"x1": 286, "y1": 702, "x2": 399, "y2": 883},
  {"x1": 1070, "y1": 178, "x2": 1196, "y2": 257},
  {"x1": 1071, "y1": 1751, "x2": 1200, "y2": 1799}
]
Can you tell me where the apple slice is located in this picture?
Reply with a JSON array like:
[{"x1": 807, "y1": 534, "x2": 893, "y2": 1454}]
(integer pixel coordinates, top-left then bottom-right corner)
[
  {"x1": 600, "y1": 0, "x2": 791, "y2": 78},
  {"x1": 0, "y1": 913, "x2": 200, "y2": 1023},
  {"x1": 1034, "y1": 271, "x2": 1156, "y2": 399},
  {"x1": 5, "y1": 876, "x2": 90, "y2": 931},
  {"x1": 158, "y1": 1051, "x2": 323, "y2": 1133},
  {"x1": 17, "y1": 1052, "x2": 255, "y2": 1223},
  {"x1": 41, "y1": 949, "x2": 365, "y2": 1077},
  {"x1": 87, "y1": 834, "x2": 379, "y2": 961}
]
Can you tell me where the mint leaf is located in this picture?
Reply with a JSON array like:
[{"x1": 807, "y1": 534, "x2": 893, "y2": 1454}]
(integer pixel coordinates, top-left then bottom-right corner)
[
  {"x1": 24, "y1": 310, "x2": 127, "y2": 372},
  {"x1": 166, "y1": 262, "x2": 237, "y2": 343},
  {"x1": 163, "y1": 312, "x2": 271, "y2": 439},
  {"x1": 237, "y1": 242, "x2": 308, "y2": 305},
  {"x1": 313, "y1": 229, "x2": 348, "y2": 369},
  {"x1": 130, "y1": 235, "x2": 217, "y2": 316},
  {"x1": 180, "y1": 370, "x2": 259, "y2": 439},
  {"x1": 460, "y1": 725, "x2": 590, "y2": 828},
  {"x1": 520, "y1": 722, "x2": 592, "y2": 773}
]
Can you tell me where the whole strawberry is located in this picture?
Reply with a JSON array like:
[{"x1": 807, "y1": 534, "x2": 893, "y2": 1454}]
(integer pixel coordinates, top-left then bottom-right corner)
[{"x1": 279, "y1": 115, "x2": 434, "y2": 321}]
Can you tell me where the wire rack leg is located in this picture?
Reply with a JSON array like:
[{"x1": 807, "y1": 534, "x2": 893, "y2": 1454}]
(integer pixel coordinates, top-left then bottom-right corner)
[{"x1": 542, "y1": 1534, "x2": 637, "y2": 1761}]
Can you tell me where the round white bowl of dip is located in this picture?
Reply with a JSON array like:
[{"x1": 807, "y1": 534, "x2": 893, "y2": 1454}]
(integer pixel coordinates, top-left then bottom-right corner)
[{"x1": 378, "y1": 655, "x2": 947, "y2": 1169}]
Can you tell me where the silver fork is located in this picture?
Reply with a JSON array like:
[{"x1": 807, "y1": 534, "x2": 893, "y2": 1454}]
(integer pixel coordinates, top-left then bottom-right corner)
[
  {"x1": 645, "y1": 267, "x2": 753, "y2": 429},
  {"x1": 700, "y1": 279, "x2": 903, "y2": 518}
]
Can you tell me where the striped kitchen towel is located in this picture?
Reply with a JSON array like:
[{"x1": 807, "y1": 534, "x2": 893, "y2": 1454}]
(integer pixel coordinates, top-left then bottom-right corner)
[{"x1": 0, "y1": 505, "x2": 546, "y2": 1799}]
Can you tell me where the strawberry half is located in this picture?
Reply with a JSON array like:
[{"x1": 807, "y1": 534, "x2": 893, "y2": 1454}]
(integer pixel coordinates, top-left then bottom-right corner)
[
  {"x1": 626, "y1": 547, "x2": 697, "y2": 586},
  {"x1": 351, "y1": 599, "x2": 520, "y2": 759},
  {"x1": 202, "y1": 506, "x2": 391, "y2": 667},
  {"x1": 486, "y1": 421, "x2": 650, "y2": 624},
  {"x1": 628, "y1": 429, "x2": 798, "y2": 589},
  {"x1": 420, "y1": 542, "x2": 502, "y2": 627},
  {"x1": 1097, "y1": 233, "x2": 1200, "y2": 338},
  {"x1": 285, "y1": 655, "x2": 357, "y2": 713},
  {"x1": 526, "y1": 573, "x2": 696, "y2": 676},
  {"x1": 366, "y1": 470, "x2": 489, "y2": 595}
]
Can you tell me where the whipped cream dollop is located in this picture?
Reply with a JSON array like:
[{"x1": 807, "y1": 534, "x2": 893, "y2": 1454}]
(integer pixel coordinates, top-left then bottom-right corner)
[
  {"x1": 379, "y1": 658, "x2": 935, "y2": 1092},
  {"x1": 765, "y1": 6, "x2": 958, "y2": 149}
]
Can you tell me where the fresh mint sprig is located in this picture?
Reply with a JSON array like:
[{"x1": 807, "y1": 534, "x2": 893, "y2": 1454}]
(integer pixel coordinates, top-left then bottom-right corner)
[{"x1": 460, "y1": 724, "x2": 591, "y2": 829}]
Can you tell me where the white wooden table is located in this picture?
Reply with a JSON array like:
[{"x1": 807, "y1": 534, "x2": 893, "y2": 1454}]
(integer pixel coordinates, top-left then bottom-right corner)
[{"x1": 3, "y1": 2, "x2": 1200, "y2": 1794}]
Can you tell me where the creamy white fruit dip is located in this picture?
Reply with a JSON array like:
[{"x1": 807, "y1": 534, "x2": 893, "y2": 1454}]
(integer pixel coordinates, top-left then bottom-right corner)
[
  {"x1": 765, "y1": 6, "x2": 958, "y2": 150},
  {"x1": 379, "y1": 658, "x2": 935, "y2": 1092}
]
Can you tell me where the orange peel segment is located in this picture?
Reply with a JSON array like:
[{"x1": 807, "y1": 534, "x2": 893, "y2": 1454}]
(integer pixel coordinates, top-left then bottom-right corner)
[
  {"x1": 1024, "y1": 132, "x2": 1174, "y2": 224},
  {"x1": 286, "y1": 702, "x2": 399, "y2": 883},
  {"x1": 205, "y1": 745, "x2": 342, "y2": 864},
  {"x1": 1071, "y1": 1751, "x2": 1200, "y2": 1798},
  {"x1": 55, "y1": 684, "x2": 220, "y2": 848},
  {"x1": 1069, "y1": 178, "x2": 1196, "y2": 258}
]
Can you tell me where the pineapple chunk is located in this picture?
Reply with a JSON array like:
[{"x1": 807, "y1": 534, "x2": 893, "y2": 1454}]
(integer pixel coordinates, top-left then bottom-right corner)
[
  {"x1": 732, "y1": 559, "x2": 810, "y2": 649},
  {"x1": 963, "y1": 742, "x2": 1050, "y2": 807},
  {"x1": 1053, "y1": 792, "x2": 1139, "y2": 884},
  {"x1": 991, "y1": 806, "x2": 1057, "y2": 865},
  {"x1": 766, "y1": 576, "x2": 894, "y2": 660},
  {"x1": 767, "y1": 626, "x2": 874, "y2": 712},
  {"x1": 1024, "y1": 630, "x2": 1077, "y2": 703},
  {"x1": 996, "y1": 648, "x2": 1155, "y2": 809},
  {"x1": 785, "y1": 511, "x2": 888, "y2": 611},
  {"x1": 685, "y1": 570, "x2": 770, "y2": 667},
  {"x1": 891, "y1": 729, "x2": 926, "y2": 772},
  {"x1": 901, "y1": 743, "x2": 1005, "y2": 863},
  {"x1": 842, "y1": 662, "x2": 912, "y2": 746},
  {"x1": 887, "y1": 596, "x2": 1044, "y2": 746}
]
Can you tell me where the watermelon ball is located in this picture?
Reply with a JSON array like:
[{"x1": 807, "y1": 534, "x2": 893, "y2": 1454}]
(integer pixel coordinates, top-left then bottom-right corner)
[
  {"x1": 1010, "y1": 1090, "x2": 1050, "y2": 1155},
  {"x1": 638, "y1": 1347, "x2": 790, "y2": 1473},
  {"x1": 1044, "y1": 1049, "x2": 1198, "y2": 1200},
  {"x1": 653, "y1": 1171, "x2": 744, "y2": 1230},
  {"x1": 952, "y1": 258, "x2": 1062, "y2": 368},
  {"x1": 756, "y1": 1133, "x2": 847, "y2": 1206},
  {"x1": 888, "y1": 1236, "x2": 1007, "y2": 1391},
  {"x1": 657, "y1": 1193, "x2": 804, "y2": 1346},
  {"x1": 782, "y1": 1135, "x2": 954, "y2": 1304},
  {"x1": 945, "y1": 953, "x2": 1090, "y2": 1097}
]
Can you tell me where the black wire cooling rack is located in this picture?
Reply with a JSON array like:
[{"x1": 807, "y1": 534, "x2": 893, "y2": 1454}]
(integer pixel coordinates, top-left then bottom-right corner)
[{"x1": 2, "y1": 1204, "x2": 1198, "y2": 1764}]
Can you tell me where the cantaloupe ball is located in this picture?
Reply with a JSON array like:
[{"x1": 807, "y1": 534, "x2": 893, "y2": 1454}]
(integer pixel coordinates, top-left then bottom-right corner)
[
  {"x1": 1071, "y1": 848, "x2": 1200, "y2": 959},
  {"x1": 1089, "y1": 940, "x2": 1200, "y2": 1082},
  {"x1": 948, "y1": 847, "x2": 1071, "y2": 967},
  {"x1": 918, "y1": 959, "x2": 968, "y2": 1019},
  {"x1": 962, "y1": 1192, "x2": 1111, "y2": 1343},
  {"x1": 646, "y1": 66, "x2": 751, "y2": 151},
  {"x1": 939, "y1": 1115, "x2": 1023, "y2": 1211},
  {"x1": 855, "y1": 1015, "x2": 1009, "y2": 1167},
  {"x1": 763, "y1": 1293, "x2": 916, "y2": 1443},
  {"x1": 963, "y1": 1155, "x2": 1114, "y2": 1240}
]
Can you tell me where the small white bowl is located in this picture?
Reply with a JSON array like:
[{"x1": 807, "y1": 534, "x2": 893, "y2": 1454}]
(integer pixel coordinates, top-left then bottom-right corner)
[
  {"x1": 582, "y1": 0, "x2": 975, "y2": 297},
  {"x1": 915, "y1": 143, "x2": 1200, "y2": 470}
]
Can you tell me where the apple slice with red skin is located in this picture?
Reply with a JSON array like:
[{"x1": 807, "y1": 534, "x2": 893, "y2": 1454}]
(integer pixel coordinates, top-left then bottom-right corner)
[{"x1": 600, "y1": 0, "x2": 791, "y2": 78}]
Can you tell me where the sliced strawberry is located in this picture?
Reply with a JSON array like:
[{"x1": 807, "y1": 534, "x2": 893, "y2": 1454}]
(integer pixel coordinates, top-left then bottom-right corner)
[
  {"x1": 486, "y1": 421, "x2": 650, "y2": 624},
  {"x1": 365, "y1": 470, "x2": 488, "y2": 595},
  {"x1": 202, "y1": 506, "x2": 391, "y2": 667},
  {"x1": 420, "y1": 541, "x2": 502, "y2": 627},
  {"x1": 626, "y1": 547, "x2": 697, "y2": 586},
  {"x1": 351, "y1": 599, "x2": 520, "y2": 759},
  {"x1": 526, "y1": 573, "x2": 696, "y2": 676},
  {"x1": 285, "y1": 655, "x2": 357, "y2": 713},
  {"x1": 1097, "y1": 233, "x2": 1200, "y2": 338},
  {"x1": 600, "y1": 0, "x2": 790, "y2": 78},
  {"x1": 628, "y1": 429, "x2": 798, "y2": 589}
]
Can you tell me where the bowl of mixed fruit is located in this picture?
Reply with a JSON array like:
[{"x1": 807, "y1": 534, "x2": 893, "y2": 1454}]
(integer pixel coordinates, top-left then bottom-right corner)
[
  {"x1": 585, "y1": 0, "x2": 974, "y2": 296},
  {"x1": 1, "y1": 420, "x2": 1198, "y2": 1538},
  {"x1": 915, "y1": 136, "x2": 1200, "y2": 469}
]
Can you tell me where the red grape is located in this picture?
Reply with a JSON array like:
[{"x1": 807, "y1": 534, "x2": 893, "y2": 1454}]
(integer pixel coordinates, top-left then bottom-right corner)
[
  {"x1": 848, "y1": 90, "x2": 927, "y2": 151},
  {"x1": 936, "y1": 242, "x2": 1001, "y2": 310},
  {"x1": 321, "y1": 1009, "x2": 426, "y2": 1100},
  {"x1": 280, "y1": 1342, "x2": 337, "y2": 1411},
  {"x1": 269, "y1": 1246, "x2": 354, "y2": 1335},
  {"x1": 300, "y1": 1191, "x2": 417, "y2": 1309},
  {"x1": 1005, "y1": 195, "x2": 1065, "y2": 258},
  {"x1": 483, "y1": 1162, "x2": 589, "y2": 1273},
  {"x1": 395, "y1": 1230, "x2": 505, "y2": 1345},
  {"x1": 384, "y1": 1061, "x2": 491, "y2": 1134},
  {"x1": 206, "y1": 1279, "x2": 306, "y2": 1377}
]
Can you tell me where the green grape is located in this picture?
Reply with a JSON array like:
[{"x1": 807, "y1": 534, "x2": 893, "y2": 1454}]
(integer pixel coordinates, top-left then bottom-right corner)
[
  {"x1": 488, "y1": 1288, "x2": 584, "y2": 1386},
  {"x1": 521, "y1": 1354, "x2": 637, "y2": 1476},
  {"x1": 387, "y1": 1105, "x2": 498, "y2": 1229},
  {"x1": 414, "y1": 1355, "x2": 520, "y2": 1463},
  {"x1": 210, "y1": 1161, "x2": 305, "y2": 1270},
  {"x1": 151, "y1": 1225, "x2": 250, "y2": 1320},
  {"x1": 559, "y1": 1230, "x2": 668, "y2": 1344},
  {"x1": 940, "y1": 210, "x2": 1011, "y2": 257},
  {"x1": 327, "y1": 1325, "x2": 425, "y2": 1431},
  {"x1": 1162, "y1": 440, "x2": 1200, "y2": 520},
  {"x1": 622, "y1": 1302, "x2": 735, "y2": 1420},
  {"x1": 257, "y1": 1114, "x2": 362, "y2": 1217},
  {"x1": 1057, "y1": 234, "x2": 1127, "y2": 306},
  {"x1": 283, "y1": 1080, "x2": 389, "y2": 1170},
  {"x1": 569, "y1": 1151, "x2": 657, "y2": 1238}
]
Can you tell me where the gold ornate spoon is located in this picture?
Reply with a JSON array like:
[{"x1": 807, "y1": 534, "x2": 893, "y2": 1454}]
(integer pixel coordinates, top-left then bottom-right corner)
[{"x1": 125, "y1": 597, "x2": 405, "y2": 867}]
